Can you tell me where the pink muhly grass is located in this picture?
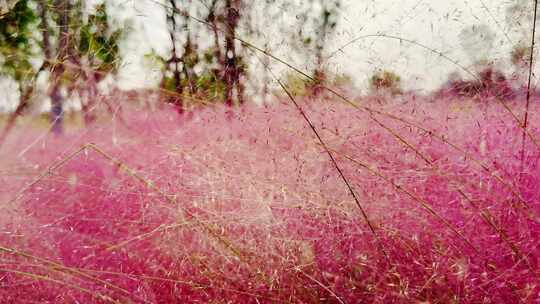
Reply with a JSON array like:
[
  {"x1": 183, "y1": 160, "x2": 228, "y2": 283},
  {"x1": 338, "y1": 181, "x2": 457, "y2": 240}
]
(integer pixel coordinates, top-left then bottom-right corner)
[{"x1": 0, "y1": 96, "x2": 539, "y2": 303}]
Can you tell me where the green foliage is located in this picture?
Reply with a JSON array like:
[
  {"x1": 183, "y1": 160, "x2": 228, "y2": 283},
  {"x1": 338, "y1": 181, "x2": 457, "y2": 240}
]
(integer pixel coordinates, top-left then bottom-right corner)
[
  {"x1": 202, "y1": 50, "x2": 214, "y2": 64},
  {"x1": 160, "y1": 76, "x2": 177, "y2": 93},
  {"x1": 161, "y1": 70, "x2": 226, "y2": 106},
  {"x1": 154, "y1": 40, "x2": 227, "y2": 105},
  {"x1": 281, "y1": 69, "x2": 353, "y2": 97},
  {"x1": 0, "y1": 0, "x2": 37, "y2": 85},
  {"x1": 282, "y1": 71, "x2": 311, "y2": 96},
  {"x1": 332, "y1": 72, "x2": 353, "y2": 87},
  {"x1": 370, "y1": 70, "x2": 402, "y2": 95},
  {"x1": 78, "y1": 3, "x2": 122, "y2": 76},
  {"x1": 143, "y1": 51, "x2": 166, "y2": 70},
  {"x1": 0, "y1": 0, "x2": 123, "y2": 100},
  {"x1": 194, "y1": 71, "x2": 226, "y2": 101}
]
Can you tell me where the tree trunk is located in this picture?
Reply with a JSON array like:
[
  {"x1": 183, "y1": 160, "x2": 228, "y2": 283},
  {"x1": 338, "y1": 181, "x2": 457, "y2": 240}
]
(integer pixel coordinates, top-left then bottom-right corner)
[
  {"x1": 312, "y1": 4, "x2": 335, "y2": 97},
  {"x1": 181, "y1": 35, "x2": 197, "y2": 95},
  {"x1": 81, "y1": 69, "x2": 98, "y2": 125},
  {"x1": 0, "y1": 86, "x2": 33, "y2": 148},
  {"x1": 50, "y1": 84, "x2": 63, "y2": 134},
  {"x1": 223, "y1": 0, "x2": 240, "y2": 106},
  {"x1": 164, "y1": 0, "x2": 183, "y2": 113},
  {"x1": 38, "y1": 0, "x2": 51, "y2": 69},
  {"x1": 49, "y1": 0, "x2": 71, "y2": 134},
  {"x1": 179, "y1": 6, "x2": 197, "y2": 96},
  {"x1": 0, "y1": 0, "x2": 52, "y2": 147},
  {"x1": 207, "y1": 0, "x2": 222, "y2": 64}
]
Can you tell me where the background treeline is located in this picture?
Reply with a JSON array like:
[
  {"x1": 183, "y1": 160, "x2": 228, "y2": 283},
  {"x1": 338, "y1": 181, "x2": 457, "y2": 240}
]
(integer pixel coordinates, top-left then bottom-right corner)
[
  {"x1": 0, "y1": 0, "x2": 537, "y2": 138},
  {"x1": 0, "y1": 0, "x2": 124, "y2": 138},
  {"x1": 0, "y1": 0, "x2": 341, "y2": 133}
]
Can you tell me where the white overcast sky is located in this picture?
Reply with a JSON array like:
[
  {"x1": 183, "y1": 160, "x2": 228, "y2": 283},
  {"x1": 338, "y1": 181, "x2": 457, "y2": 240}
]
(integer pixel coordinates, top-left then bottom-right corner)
[{"x1": 112, "y1": 0, "x2": 538, "y2": 94}]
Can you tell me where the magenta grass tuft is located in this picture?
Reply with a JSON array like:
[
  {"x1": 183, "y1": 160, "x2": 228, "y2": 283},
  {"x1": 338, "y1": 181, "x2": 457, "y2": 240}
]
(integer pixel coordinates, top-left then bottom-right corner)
[{"x1": 0, "y1": 97, "x2": 539, "y2": 303}]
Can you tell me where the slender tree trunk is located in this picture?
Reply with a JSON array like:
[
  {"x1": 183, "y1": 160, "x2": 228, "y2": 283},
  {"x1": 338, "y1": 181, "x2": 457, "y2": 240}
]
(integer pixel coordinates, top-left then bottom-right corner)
[
  {"x1": 223, "y1": 0, "x2": 240, "y2": 106},
  {"x1": 261, "y1": 43, "x2": 271, "y2": 104},
  {"x1": 170, "y1": 3, "x2": 181, "y2": 95},
  {"x1": 49, "y1": 0, "x2": 71, "y2": 134},
  {"x1": 39, "y1": 0, "x2": 51, "y2": 69},
  {"x1": 0, "y1": 86, "x2": 33, "y2": 148},
  {"x1": 236, "y1": 48, "x2": 245, "y2": 104},
  {"x1": 207, "y1": 0, "x2": 222, "y2": 64},
  {"x1": 205, "y1": 0, "x2": 223, "y2": 102},
  {"x1": 50, "y1": 85, "x2": 63, "y2": 134},
  {"x1": 179, "y1": 6, "x2": 197, "y2": 96},
  {"x1": 181, "y1": 35, "x2": 197, "y2": 95},
  {"x1": 164, "y1": 0, "x2": 183, "y2": 113},
  {"x1": 312, "y1": 8, "x2": 329, "y2": 97},
  {"x1": 81, "y1": 68, "x2": 98, "y2": 125}
]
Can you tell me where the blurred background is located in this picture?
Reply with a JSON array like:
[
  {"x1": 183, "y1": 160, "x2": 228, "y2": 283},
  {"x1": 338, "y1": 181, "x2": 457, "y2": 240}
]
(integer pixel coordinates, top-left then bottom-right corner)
[{"x1": 0, "y1": 0, "x2": 538, "y2": 133}]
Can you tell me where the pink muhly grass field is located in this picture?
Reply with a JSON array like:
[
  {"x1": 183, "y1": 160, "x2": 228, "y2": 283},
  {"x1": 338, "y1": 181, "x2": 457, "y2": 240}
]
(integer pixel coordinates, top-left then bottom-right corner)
[{"x1": 0, "y1": 95, "x2": 539, "y2": 303}]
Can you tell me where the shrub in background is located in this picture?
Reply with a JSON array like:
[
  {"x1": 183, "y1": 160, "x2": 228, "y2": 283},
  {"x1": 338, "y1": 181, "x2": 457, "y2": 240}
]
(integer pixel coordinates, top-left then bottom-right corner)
[
  {"x1": 439, "y1": 66, "x2": 516, "y2": 100},
  {"x1": 369, "y1": 70, "x2": 403, "y2": 96}
]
